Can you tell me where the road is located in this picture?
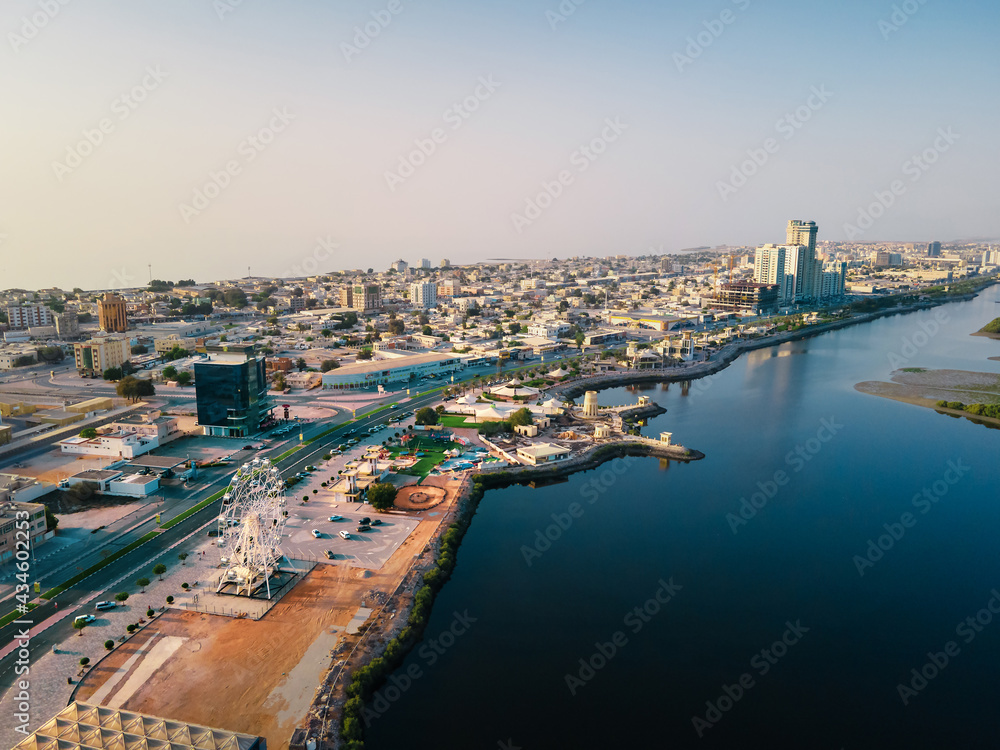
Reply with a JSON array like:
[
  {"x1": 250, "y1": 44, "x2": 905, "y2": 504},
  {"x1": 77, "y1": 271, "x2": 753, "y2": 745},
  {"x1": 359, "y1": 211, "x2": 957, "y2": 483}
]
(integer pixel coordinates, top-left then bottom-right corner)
[{"x1": 0, "y1": 386, "x2": 453, "y2": 695}]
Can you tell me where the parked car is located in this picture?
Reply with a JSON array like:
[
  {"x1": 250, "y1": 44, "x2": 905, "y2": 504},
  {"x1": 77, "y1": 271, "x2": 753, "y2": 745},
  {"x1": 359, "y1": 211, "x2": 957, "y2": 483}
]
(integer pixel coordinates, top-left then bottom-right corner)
[
  {"x1": 324, "y1": 550, "x2": 335, "y2": 559},
  {"x1": 359, "y1": 517, "x2": 371, "y2": 525},
  {"x1": 74, "y1": 614, "x2": 96, "y2": 625},
  {"x1": 328, "y1": 515, "x2": 342, "y2": 521},
  {"x1": 311, "y1": 529, "x2": 322, "y2": 538},
  {"x1": 339, "y1": 530, "x2": 351, "y2": 540},
  {"x1": 371, "y1": 519, "x2": 382, "y2": 526},
  {"x1": 356, "y1": 525, "x2": 371, "y2": 533},
  {"x1": 94, "y1": 601, "x2": 116, "y2": 612}
]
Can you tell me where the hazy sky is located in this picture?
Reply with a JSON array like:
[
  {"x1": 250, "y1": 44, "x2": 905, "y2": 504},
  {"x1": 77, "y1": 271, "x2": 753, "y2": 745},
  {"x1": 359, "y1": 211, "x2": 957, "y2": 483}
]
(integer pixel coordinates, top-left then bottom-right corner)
[{"x1": 2, "y1": 0, "x2": 998, "y2": 290}]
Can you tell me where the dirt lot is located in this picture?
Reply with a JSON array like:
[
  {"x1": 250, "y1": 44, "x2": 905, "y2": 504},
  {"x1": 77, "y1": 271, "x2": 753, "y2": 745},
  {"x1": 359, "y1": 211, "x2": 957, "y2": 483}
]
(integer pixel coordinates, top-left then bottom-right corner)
[{"x1": 74, "y1": 477, "x2": 465, "y2": 748}]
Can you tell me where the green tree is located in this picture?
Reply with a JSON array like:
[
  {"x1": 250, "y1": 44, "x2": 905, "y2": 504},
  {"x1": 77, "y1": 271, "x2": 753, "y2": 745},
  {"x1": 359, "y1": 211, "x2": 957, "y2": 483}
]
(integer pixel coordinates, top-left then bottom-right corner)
[
  {"x1": 178, "y1": 552, "x2": 188, "y2": 565},
  {"x1": 103, "y1": 366, "x2": 123, "y2": 381},
  {"x1": 415, "y1": 407, "x2": 439, "y2": 425},
  {"x1": 153, "y1": 563, "x2": 167, "y2": 580},
  {"x1": 296, "y1": 358, "x2": 307, "y2": 371},
  {"x1": 80, "y1": 427, "x2": 98, "y2": 439},
  {"x1": 422, "y1": 325, "x2": 433, "y2": 336},
  {"x1": 80, "y1": 657, "x2": 90, "y2": 667},
  {"x1": 356, "y1": 349, "x2": 373, "y2": 361},
  {"x1": 104, "y1": 640, "x2": 115, "y2": 650},
  {"x1": 116, "y1": 376, "x2": 155, "y2": 402},
  {"x1": 45, "y1": 507, "x2": 59, "y2": 531},
  {"x1": 162, "y1": 365, "x2": 178, "y2": 380},
  {"x1": 223, "y1": 288, "x2": 248, "y2": 308},
  {"x1": 131, "y1": 343, "x2": 148, "y2": 355},
  {"x1": 321, "y1": 359, "x2": 339, "y2": 372},
  {"x1": 509, "y1": 407, "x2": 533, "y2": 427},
  {"x1": 174, "y1": 371, "x2": 192, "y2": 386},
  {"x1": 73, "y1": 620, "x2": 86, "y2": 636},
  {"x1": 366, "y1": 482, "x2": 398, "y2": 511},
  {"x1": 137, "y1": 577, "x2": 150, "y2": 593},
  {"x1": 115, "y1": 592, "x2": 129, "y2": 603}
]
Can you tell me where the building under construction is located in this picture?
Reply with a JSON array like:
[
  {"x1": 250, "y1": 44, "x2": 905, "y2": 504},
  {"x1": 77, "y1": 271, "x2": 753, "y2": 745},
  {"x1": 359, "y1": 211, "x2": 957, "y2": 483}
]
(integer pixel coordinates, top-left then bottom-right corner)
[{"x1": 711, "y1": 281, "x2": 780, "y2": 314}]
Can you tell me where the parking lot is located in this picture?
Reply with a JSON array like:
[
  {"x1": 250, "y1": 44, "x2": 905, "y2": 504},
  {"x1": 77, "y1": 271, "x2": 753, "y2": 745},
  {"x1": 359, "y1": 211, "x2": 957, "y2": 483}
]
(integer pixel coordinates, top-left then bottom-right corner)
[{"x1": 280, "y1": 500, "x2": 420, "y2": 570}]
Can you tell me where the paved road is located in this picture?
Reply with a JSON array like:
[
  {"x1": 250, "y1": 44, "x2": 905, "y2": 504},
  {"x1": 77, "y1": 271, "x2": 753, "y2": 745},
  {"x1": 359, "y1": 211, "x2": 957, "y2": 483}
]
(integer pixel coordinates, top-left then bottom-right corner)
[{"x1": 0, "y1": 387, "x2": 451, "y2": 695}]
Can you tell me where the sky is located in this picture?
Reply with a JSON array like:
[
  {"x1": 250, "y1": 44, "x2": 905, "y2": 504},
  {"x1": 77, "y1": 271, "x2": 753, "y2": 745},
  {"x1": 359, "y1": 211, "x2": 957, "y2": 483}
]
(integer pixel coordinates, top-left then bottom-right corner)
[{"x1": 1, "y1": 0, "x2": 998, "y2": 290}]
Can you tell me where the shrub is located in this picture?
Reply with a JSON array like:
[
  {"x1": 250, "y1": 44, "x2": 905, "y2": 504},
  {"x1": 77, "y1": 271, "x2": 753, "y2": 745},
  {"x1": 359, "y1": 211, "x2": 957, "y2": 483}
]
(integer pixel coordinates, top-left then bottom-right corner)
[
  {"x1": 166, "y1": 596, "x2": 174, "y2": 604},
  {"x1": 146, "y1": 608, "x2": 155, "y2": 617},
  {"x1": 104, "y1": 640, "x2": 114, "y2": 650},
  {"x1": 181, "y1": 583, "x2": 189, "y2": 590},
  {"x1": 80, "y1": 657, "x2": 90, "y2": 667},
  {"x1": 126, "y1": 624, "x2": 136, "y2": 633}
]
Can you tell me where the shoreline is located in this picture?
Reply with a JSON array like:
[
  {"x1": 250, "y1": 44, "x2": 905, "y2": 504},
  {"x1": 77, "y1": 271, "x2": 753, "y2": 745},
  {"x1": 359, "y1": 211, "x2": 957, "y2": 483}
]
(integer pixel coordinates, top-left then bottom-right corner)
[
  {"x1": 330, "y1": 282, "x2": 996, "y2": 748},
  {"x1": 855, "y1": 382, "x2": 1000, "y2": 429},
  {"x1": 550, "y1": 287, "x2": 994, "y2": 400}
]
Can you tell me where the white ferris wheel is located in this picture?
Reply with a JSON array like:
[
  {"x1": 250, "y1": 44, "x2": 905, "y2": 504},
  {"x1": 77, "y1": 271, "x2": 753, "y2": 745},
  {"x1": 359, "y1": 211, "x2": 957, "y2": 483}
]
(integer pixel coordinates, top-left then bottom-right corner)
[{"x1": 216, "y1": 457, "x2": 287, "y2": 599}]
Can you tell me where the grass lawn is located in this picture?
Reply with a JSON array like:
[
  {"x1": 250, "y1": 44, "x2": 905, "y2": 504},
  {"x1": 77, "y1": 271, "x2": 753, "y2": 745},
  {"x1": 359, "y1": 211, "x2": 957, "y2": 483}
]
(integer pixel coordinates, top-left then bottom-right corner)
[
  {"x1": 388, "y1": 437, "x2": 462, "y2": 477},
  {"x1": 437, "y1": 413, "x2": 480, "y2": 428}
]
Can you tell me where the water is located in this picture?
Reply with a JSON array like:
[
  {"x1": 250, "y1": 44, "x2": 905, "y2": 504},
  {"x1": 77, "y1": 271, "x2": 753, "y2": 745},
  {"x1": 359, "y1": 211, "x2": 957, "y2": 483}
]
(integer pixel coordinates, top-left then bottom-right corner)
[{"x1": 366, "y1": 288, "x2": 1000, "y2": 750}]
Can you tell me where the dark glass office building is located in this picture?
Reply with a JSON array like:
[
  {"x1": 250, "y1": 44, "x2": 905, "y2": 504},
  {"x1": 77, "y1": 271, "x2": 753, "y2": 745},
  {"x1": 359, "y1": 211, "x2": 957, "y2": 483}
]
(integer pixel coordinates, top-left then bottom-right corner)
[{"x1": 194, "y1": 345, "x2": 273, "y2": 437}]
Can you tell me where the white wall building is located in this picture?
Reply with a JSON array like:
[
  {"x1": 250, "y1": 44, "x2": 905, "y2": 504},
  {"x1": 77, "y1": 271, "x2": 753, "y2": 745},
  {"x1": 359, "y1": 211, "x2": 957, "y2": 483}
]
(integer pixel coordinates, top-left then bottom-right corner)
[{"x1": 410, "y1": 281, "x2": 438, "y2": 309}]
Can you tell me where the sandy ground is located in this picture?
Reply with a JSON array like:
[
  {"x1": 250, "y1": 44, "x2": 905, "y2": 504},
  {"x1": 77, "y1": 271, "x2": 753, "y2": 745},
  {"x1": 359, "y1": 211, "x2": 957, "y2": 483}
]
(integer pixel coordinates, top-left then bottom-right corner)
[
  {"x1": 73, "y1": 477, "x2": 464, "y2": 749},
  {"x1": 856, "y1": 368, "x2": 1000, "y2": 426},
  {"x1": 394, "y1": 485, "x2": 447, "y2": 511}
]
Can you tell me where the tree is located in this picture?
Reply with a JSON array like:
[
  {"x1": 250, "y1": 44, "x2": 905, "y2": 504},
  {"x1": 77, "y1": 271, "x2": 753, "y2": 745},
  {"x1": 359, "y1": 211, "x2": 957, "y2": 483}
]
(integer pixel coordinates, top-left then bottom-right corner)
[
  {"x1": 37, "y1": 345, "x2": 65, "y2": 362},
  {"x1": 388, "y1": 318, "x2": 405, "y2": 335},
  {"x1": 103, "y1": 366, "x2": 123, "y2": 381},
  {"x1": 575, "y1": 331, "x2": 586, "y2": 349},
  {"x1": 162, "y1": 365, "x2": 178, "y2": 380},
  {"x1": 73, "y1": 620, "x2": 87, "y2": 636},
  {"x1": 356, "y1": 349, "x2": 373, "y2": 361},
  {"x1": 153, "y1": 563, "x2": 167, "y2": 580},
  {"x1": 166, "y1": 595, "x2": 174, "y2": 604},
  {"x1": 45, "y1": 506, "x2": 59, "y2": 531},
  {"x1": 80, "y1": 427, "x2": 98, "y2": 439},
  {"x1": 104, "y1": 640, "x2": 115, "y2": 650},
  {"x1": 115, "y1": 592, "x2": 129, "y2": 603},
  {"x1": 80, "y1": 657, "x2": 90, "y2": 667},
  {"x1": 415, "y1": 407, "x2": 438, "y2": 426},
  {"x1": 367, "y1": 482, "x2": 398, "y2": 511},
  {"x1": 178, "y1": 553, "x2": 188, "y2": 565},
  {"x1": 223, "y1": 288, "x2": 248, "y2": 308},
  {"x1": 296, "y1": 358, "x2": 307, "y2": 371},
  {"x1": 509, "y1": 407, "x2": 533, "y2": 427},
  {"x1": 137, "y1": 577, "x2": 150, "y2": 593},
  {"x1": 321, "y1": 359, "x2": 339, "y2": 372},
  {"x1": 116, "y1": 376, "x2": 155, "y2": 402},
  {"x1": 131, "y1": 343, "x2": 148, "y2": 355},
  {"x1": 174, "y1": 371, "x2": 192, "y2": 386},
  {"x1": 273, "y1": 372, "x2": 286, "y2": 390}
]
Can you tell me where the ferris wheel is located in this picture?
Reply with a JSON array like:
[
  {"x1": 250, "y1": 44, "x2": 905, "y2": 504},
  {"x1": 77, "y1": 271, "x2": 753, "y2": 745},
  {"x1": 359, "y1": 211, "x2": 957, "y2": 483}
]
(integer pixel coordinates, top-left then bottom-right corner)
[{"x1": 216, "y1": 457, "x2": 287, "y2": 599}]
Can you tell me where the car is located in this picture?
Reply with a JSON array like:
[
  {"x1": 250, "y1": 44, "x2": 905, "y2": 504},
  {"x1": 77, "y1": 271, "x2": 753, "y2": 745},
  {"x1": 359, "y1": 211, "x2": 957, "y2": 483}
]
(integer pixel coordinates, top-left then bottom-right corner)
[
  {"x1": 328, "y1": 515, "x2": 342, "y2": 521},
  {"x1": 371, "y1": 518, "x2": 382, "y2": 526},
  {"x1": 339, "y1": 530, "x2": 351, "y2": 540},
  {"x1": 359, "y1": 517, "x2": 371, "y2": 525},
  {"x1": 311, "y1": 529, "x2": 322, "y2": 538},
  {"x1": 242, "y1": 444, "x2": 256, "y2": 450},
  {"x1": 94, "y1": 601, "x2": 116, "y2": 612},
  {"x1": 305, "y1": 465, "x2": 317, "y2": 472},
  {"x1": 74, "y1": 614, "x2": 96, "y2": 625},
  {"x1": 324, "y1": 550, "x2": 335, "y2": 559},
  {"x1": 356, "y1": 525, "x2": 371, "y2": 532}
]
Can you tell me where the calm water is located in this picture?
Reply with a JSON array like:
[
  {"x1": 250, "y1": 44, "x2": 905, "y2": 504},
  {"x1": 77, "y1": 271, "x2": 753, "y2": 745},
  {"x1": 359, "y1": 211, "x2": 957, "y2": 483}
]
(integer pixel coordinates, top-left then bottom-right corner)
[{"x1": 367, "y1": 288, "x2": 1000, "y2": 750}]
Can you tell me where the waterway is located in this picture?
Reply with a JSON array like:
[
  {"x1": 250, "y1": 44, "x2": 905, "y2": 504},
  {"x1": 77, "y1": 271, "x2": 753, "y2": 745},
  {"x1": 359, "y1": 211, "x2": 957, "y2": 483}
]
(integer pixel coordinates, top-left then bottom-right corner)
[{"x1": 367, "y1": 286, "x2": 1000, "y2": 749}]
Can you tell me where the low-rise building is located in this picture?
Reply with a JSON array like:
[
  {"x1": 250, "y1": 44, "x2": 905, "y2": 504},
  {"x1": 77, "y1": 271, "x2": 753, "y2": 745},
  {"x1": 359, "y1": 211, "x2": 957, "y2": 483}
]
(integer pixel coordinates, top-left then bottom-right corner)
[
  {"x1": 73, "y1": 337, "x2": 129, "y2": 377},
  {"x1": 59, "y1": 430, "x2": 159, "y2": 459},
  {"x1": 515, "y1": 442, "x2": 571, "y2": 465},
  {"x1": 0, "y1": 499, "x2": 48, "y2": 562},
  {"x1": 322, "y1": 351, "x2": 464, "y2": 390}
]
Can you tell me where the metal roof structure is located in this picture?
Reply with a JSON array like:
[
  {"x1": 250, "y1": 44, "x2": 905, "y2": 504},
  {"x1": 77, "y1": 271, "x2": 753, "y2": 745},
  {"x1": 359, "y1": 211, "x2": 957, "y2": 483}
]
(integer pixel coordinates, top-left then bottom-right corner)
[{"x1": 13, "y1": 702, "x2": 265, "y2": 750}]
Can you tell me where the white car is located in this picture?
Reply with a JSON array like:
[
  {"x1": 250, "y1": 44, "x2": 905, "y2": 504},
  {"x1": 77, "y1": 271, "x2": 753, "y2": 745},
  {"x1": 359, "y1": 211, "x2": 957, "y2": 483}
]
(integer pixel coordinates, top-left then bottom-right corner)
[
  {"x1": 339, "y1": 530, "x2": 351, "y2": 540},
  {"x1": 328, "y1": 515, "x2": 342, "y2": 521},
  {"x1": 73, "y1": 614, "x2": 96, "y2": 625},
  {"x1": 311, "y1": 529, "x2": 322, "y2": 538}
]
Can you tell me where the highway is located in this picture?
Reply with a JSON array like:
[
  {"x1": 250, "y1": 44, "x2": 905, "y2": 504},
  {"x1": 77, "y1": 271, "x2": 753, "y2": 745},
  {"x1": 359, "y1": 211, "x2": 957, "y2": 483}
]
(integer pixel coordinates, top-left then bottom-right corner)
[{"x1": 0, "y1": 386, "x2": 449, "y2": 694}]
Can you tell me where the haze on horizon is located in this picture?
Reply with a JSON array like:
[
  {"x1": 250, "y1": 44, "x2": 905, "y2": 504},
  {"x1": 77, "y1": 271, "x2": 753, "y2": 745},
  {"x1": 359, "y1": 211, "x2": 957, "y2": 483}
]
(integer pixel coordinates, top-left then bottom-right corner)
[{"x1": 1, "y1": 0, "x2": 998, "y2": 290}]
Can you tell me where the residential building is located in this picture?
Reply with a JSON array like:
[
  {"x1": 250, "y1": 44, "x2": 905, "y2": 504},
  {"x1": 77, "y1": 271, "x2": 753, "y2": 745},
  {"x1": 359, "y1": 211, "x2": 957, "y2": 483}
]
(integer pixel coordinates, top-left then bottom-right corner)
[
  {"x1": 6, "y1": 304, "x2": 54, "y2": 329},
  {"x1": 410, "y1": 281, "x2": 438, "y2": 309},
  {"x1": 194, "y1": 344, "x2": 273, "y2": 437},
  {"x1": 341, "y1": 284, "x2": 381, "y2": 312},
  {"x1": 527, "y1": 322, "x2": 571, "y2": 339},
  {"x1": 393, "y1": 259, "x2": 408, "y2": 272},
  {"x1": 711, "y1": 281, "x2": 780, "y2": 314},
  {"x1": 421, "y1": 258, "x2": 431, "y2": 270},
  {"x1": 437, "y1": 279, "x2": 459, "y2": 297},
  {"x1": 106, "y1": 412, "x2": 180, "y2": 440},
  {"x1": 927, "y1": 241, "x2": 942, "y2": 257},
  {"x1": 607, "y1": 312, "x2": 684, "y2": 332},
  {"x1": 59, "y1": 430, "x2": 159, "y2": 459},
  {"x1": 0, "y1": 499, "x2": 48, "y2": 562},
  {"x1": 821, "y1": 261, "x2": 848, "y2": 298},
  {"x1": 440, "y1": 259, "x2": 451, "y2": 268},
  {"x1": 54, "y1": 312, "x2": 80, "y2": 339},
  {"x1": 288, "y1": 296, "x2": 306, "y2": 313},
  {"x1": 73, "y1": 337, "x2": 129, "y2": 377},
  {"x1": 97, "y1": 292, "x2": 129, "y2": 332},
  {"x1": 0, "y1": 348, "x2": 38, "y2": 370}
]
